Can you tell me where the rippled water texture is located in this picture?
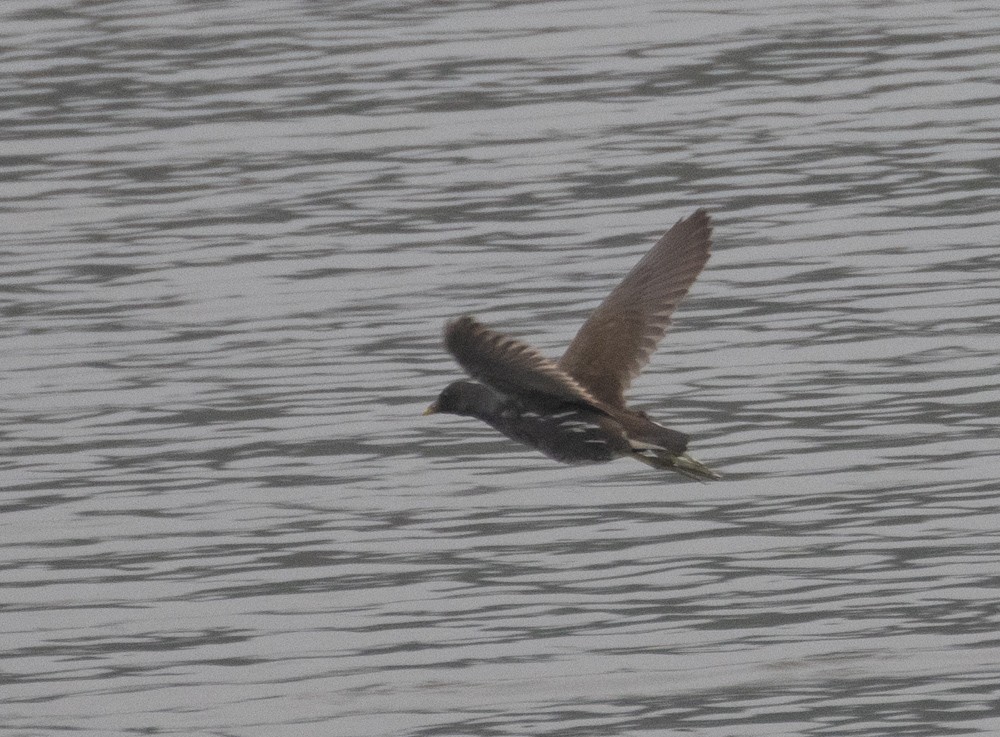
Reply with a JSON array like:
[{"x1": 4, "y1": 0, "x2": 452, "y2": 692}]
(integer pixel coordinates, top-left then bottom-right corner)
[{"x1": 3, "y1": 1, "x2": 1000, "y2": 735}]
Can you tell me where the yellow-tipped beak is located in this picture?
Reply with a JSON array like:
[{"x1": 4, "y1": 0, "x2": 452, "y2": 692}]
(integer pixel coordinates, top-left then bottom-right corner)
[{"x1": 423, "y1": 403, "x2": 439, "y2": 416}]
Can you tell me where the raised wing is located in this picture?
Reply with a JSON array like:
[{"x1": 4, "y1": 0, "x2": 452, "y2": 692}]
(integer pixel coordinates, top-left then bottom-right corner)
[
  {"x1": 558, "y1": 208, "x2": 712, "y2": 407},
  {"x1": 444, "y1": 315, "x2": 603, "y2": 409}
]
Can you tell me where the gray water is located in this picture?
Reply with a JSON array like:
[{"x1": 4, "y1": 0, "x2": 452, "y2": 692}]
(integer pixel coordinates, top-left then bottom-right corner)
[{"x1": 3, "y1": 1, "x2": 1000, "y2": 735}]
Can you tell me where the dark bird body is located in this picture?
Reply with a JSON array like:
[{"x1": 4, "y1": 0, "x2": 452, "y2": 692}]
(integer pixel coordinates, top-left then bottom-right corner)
[{"x1": 426, "y1": 209, "x2": 720, "y2": 480}]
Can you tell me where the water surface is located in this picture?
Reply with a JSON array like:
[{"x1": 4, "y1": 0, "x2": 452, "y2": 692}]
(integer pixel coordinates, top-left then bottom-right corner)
[{"x1": 3, "y1": 1, "x2": 1000, "y2": 735}]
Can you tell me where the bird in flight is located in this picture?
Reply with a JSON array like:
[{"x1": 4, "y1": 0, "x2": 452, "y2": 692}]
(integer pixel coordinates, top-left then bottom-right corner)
[{"x1": 425, "y1": 208, "x2": 719, "y2": 480}]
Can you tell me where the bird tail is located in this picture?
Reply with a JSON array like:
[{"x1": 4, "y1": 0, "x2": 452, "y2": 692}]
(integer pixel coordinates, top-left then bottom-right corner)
[{"x1": 633, "y1": 450, "x2": 721, "y2": 481}]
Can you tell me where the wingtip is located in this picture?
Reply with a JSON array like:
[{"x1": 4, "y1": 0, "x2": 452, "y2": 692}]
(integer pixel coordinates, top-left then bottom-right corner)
[
  {"x1": 683, "y1": 207, "x2": 713, "y2": 256},
  {"x1": 445, "y1": 314, "x2": 475, "y2": 328},
  {"x1": 444, "y1": 314, "x2": 479, "y2": 339},
  {"x1": 689, "y1": 207, "x2": 712, "y2": 232}
]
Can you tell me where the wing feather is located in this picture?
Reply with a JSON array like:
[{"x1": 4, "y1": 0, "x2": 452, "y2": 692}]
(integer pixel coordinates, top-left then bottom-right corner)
[
  {"x1": 558, "y1": 208, "x2": 712, "y2": 407},
  {"x1": 444, "y1": 316, "x2": 603, "y2": 409}
]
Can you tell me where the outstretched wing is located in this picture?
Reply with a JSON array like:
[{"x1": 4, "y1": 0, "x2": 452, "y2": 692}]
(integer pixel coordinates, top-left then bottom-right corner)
[
  {"x1": 558, "y1": 208, "x2": 712, "y2": 407},
  {"x1": 444, "y1": 315, "x2": 603, "y2": 409}
]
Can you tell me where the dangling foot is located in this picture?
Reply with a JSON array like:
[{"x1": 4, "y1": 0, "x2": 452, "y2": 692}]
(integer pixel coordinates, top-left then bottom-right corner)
[{"x1": 632, "y1": 450, "x2": 721, "y2": 481}]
